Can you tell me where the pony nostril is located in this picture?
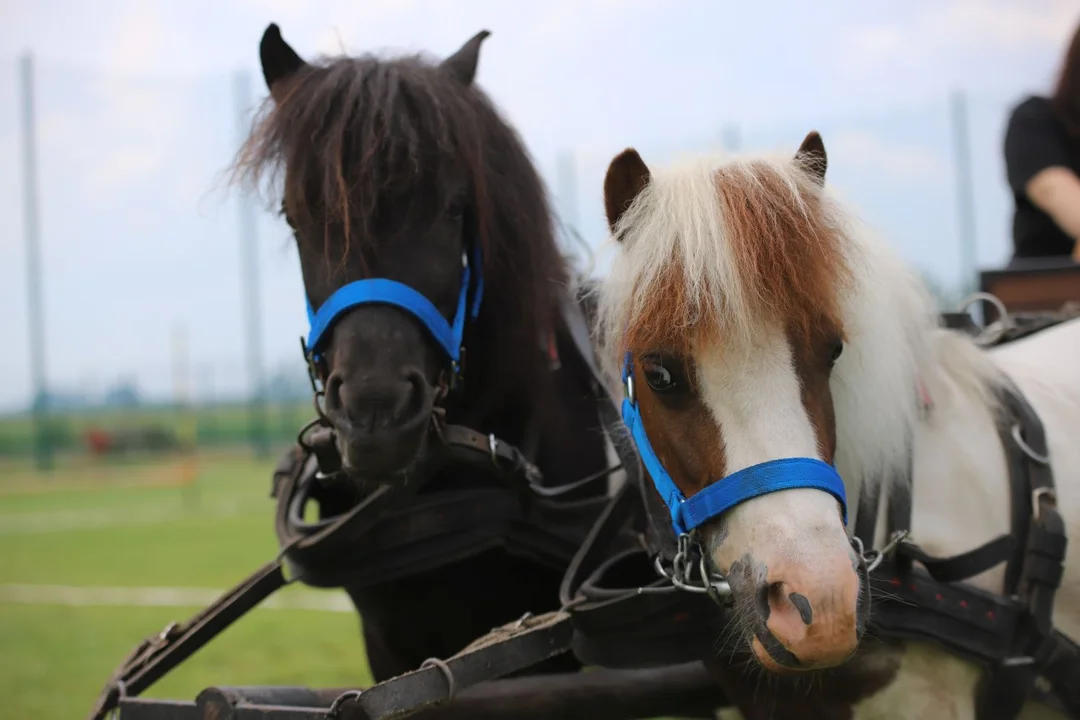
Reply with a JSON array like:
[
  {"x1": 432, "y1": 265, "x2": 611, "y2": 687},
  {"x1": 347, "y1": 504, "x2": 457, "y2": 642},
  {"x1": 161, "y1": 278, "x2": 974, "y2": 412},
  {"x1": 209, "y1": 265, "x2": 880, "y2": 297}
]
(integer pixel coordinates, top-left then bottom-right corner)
[
  {"x1": 396, "y1": 367, "x2": 432, "y2": 426},
  {"x1": 324, "y1": 374, "x2": 345, "y2": 414}
]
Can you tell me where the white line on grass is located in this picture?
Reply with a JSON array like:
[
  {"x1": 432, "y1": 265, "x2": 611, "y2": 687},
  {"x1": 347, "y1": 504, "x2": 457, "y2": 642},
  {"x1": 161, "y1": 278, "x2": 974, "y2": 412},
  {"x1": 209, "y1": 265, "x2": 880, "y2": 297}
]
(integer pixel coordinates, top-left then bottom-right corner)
[
  {"x1": 0, "y1": 584, "x2": 354, "y2": 612},
  {"x1": 0, "y1": 499, "x2": 250, "y2": 535}
]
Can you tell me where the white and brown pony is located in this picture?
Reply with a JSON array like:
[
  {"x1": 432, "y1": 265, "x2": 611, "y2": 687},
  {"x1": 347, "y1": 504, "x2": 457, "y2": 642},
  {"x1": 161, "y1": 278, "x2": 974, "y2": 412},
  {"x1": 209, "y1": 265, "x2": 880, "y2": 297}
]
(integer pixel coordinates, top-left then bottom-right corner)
[{"x1": 594, "y1": 132, "x2": 1079, "y2": 719}]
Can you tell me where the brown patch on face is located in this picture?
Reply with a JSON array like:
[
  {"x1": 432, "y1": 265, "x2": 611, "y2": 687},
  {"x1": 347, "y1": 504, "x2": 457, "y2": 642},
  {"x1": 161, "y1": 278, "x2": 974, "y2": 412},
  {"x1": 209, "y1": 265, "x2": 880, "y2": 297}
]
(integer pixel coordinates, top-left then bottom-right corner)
[
  {"x1": 630, "y1": 354, "x2": 727, "y2": 497},
  {"x1": 786, "y1": 320, "x2": 842, "y2": 463}
]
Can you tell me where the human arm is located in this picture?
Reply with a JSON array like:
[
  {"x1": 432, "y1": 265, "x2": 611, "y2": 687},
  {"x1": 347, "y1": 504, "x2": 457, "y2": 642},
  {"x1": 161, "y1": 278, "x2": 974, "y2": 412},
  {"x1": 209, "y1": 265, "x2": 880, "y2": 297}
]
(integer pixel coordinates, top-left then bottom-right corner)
[{"x1": 1024, "y1": 167, "x2": 1080, "y2": 259}]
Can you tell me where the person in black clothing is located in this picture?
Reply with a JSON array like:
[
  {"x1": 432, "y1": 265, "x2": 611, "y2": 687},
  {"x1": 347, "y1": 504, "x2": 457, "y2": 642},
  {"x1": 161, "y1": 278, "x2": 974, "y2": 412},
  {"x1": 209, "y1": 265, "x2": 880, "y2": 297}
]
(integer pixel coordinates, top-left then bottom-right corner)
[{"x1": 1004, "y1": 21, "x2": 1080, "y2": 260}]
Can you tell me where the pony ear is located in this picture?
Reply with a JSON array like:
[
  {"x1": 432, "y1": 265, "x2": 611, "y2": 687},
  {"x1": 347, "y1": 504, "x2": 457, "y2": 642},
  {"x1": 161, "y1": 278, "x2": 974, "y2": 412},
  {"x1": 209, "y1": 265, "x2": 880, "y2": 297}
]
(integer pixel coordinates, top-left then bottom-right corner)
[
  {"x1": 795, "y1": 130, "x2": 827, "y2": 185},
  {"x1": 604, "y1": 148, "x2": 651, "y2": 236},
  {"x1": 441, "y1": 30, "x2": 491, "y2": 85},
  {"x1": 259, "y1": 23, "x2": 308, "y2": 101}
]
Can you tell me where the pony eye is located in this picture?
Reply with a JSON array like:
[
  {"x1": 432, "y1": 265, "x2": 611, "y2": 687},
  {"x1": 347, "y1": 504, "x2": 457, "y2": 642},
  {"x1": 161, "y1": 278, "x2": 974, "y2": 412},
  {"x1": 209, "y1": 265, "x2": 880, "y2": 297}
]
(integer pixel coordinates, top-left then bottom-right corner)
[
  {"x1": 279, "y1": 202, "x2": 296, "y2": 230},
  {"x1": 641, "y1": 357, "x2": 680, "y2": 393},
  {"x1": 446, "y1": 198, "x2": 466, "y2": 221},
  {"x1": 829, "y1": 340, "x2": 844, "y2": 366}
]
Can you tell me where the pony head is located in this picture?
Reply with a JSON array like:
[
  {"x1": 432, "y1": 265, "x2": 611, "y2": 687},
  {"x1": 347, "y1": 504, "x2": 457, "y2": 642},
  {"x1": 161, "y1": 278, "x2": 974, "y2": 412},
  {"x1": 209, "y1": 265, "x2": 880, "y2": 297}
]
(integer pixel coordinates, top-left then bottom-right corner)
[
  {"x1": 235, "y1": 26, "x2": 565, "y2": 483},
  {"x1": 598, "y1": 132, "x2": 870, "y2": 672}
]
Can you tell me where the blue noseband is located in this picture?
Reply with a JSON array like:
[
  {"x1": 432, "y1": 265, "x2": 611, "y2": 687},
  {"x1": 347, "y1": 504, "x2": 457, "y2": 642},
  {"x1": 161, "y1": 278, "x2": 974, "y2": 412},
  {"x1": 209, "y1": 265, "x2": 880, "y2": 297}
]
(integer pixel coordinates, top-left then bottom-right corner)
[
  {"x1": 305, "y1": 245, "x2": 484, "y2": 373},
  {"x1": 620, "y1": 352, "x2": 848, "y2": 536}
]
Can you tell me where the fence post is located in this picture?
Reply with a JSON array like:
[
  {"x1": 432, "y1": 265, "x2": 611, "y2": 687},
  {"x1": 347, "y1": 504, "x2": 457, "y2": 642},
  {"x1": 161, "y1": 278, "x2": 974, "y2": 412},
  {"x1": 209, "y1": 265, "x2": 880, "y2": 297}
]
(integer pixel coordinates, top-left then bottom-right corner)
[
  {"x1": 233, "y1": 70, "x2": 269, "y2": 458},
  {"x1": 556, "y1": 151, "x2": 579, "y2": 230},
  {"x1": 721, "y1": 123, "x2": 742, "y2": 153},
  {"x1": 949, "y1": 89, "x2": 978, "y2": 297},
  {"x1": 20, "y1": 52, "x2": 52, "y2": 471}
]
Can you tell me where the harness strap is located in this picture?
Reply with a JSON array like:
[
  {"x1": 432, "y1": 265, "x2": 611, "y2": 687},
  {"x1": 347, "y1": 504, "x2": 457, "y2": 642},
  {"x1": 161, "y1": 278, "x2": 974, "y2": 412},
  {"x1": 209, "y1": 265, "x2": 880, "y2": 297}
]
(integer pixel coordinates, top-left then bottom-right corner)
[
  {"x1": 863, "y1": 373, "x2": 1072, "y2": 720},
  {"x1": 556, "y1": 285, "x2": 667, "y2": 559},
  {"x1": 86, "y1": 561, "x2": 289, "y2": 720},
  {"x1": 88, "y1": 289, "x2": 622, "y2": 719},
  {"x1": 975, "y1": 384, "x2": 1069, "y2": 720},
  {"x1": 324, "y1": 610, "x2": 575, "y2": 720},
  {"x1": 894, "y1": 535, "x2": 1015, "y2": 584}
]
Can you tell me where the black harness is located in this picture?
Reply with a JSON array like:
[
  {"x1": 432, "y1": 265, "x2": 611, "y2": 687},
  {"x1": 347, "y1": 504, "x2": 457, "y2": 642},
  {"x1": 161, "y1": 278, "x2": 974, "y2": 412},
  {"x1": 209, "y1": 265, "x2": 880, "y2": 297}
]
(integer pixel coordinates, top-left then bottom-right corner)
[
  {"x1": 89, "y1": 299, "x2": 1080, "y2": 720},
  {"x1": 87, "y1": 287, "x2": 636, "y2": 720},
  {"x1": 865, "y1": 313, "x2": 1078, "y2": 719}
]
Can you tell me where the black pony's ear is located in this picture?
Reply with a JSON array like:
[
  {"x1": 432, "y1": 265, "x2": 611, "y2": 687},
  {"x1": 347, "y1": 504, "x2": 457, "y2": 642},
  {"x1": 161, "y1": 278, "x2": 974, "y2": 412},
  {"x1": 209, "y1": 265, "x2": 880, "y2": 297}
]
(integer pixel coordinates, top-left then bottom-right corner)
[
  {"x1": 441, "y1": 30, "x2": 491, "y2": 85},
  {"x1": 603, "y1": 149, "x2": 651, "y2": 236},
  {"x1": 795, "y1": 130, "x2": 827, "y2": 185},
  {"x1": 260, "y1": 23, "x2": 308, "y2": 100}
]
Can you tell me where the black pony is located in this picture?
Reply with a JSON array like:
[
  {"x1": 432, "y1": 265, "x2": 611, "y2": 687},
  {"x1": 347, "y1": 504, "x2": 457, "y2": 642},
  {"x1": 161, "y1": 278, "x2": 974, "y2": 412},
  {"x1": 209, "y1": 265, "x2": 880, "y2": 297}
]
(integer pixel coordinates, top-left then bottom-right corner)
[{"x1": 235, "y1": 25, "x2": 613, "y2": 680}]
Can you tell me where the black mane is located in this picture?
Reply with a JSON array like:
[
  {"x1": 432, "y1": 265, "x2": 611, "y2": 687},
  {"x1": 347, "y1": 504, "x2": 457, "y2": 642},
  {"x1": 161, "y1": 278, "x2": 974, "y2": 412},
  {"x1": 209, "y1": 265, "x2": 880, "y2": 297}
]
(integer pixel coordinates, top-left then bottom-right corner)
[{"x1": 234, "y1": 49, "x2": 570, "y2": 408}]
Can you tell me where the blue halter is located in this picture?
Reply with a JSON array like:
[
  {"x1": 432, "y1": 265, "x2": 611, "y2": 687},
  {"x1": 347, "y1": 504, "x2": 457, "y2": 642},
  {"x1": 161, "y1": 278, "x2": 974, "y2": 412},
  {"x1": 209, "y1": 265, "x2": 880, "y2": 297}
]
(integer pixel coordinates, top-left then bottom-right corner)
[
  {"x1": 620, "y1": 352, "x2": 848, "y2": 536},
  {"x1": 304, "y1": 245, "x2": 484, "y2": 375}
]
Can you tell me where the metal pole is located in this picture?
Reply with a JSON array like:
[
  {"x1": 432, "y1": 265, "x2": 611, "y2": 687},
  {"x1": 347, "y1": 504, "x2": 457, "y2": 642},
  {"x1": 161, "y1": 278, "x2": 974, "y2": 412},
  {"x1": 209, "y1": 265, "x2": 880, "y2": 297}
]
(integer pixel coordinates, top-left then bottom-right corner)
[
  {"x1": 950, "y1": 89, "x2": 978, "y2": 298},
  {"x1": 234, "y1": 70, "x2": 268, "y2": 458},
  {"x1": 20, "y1": 53, "x2": 51, "y2": 471},
  {"x1": 721, "y1": 123, "x2": 742, "y2": 153},
  {"x1": 556, "y1": 151, "x2": 579, "y2": 232}
]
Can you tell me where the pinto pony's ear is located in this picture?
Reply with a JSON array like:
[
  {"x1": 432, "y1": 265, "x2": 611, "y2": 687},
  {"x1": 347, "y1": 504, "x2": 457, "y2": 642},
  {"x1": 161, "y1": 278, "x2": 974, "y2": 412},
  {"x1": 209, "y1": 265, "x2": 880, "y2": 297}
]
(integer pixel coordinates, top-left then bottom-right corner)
[
  {"x1": 603, "y1": 148, "x2": 651, "y2": 237},
  {"x1": 795, "y1": 130, "x2": 827, "y2": 186},
  {"x1": 259, "y1": 23, "x2": 308, "y2": 102},
  {"x1": 441, "y1": 30, "x2": 491, "y2": 85}
]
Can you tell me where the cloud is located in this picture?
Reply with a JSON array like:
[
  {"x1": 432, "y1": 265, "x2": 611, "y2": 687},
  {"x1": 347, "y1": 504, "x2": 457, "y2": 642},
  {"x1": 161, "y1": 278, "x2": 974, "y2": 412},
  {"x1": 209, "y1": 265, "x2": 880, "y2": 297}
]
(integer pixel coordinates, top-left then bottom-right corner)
[
  {"x1": 827, "y1": 131, "x2": 948, "y2": 184},
  {"x1": 847, "y1": 0, "x2": 1076, "y2": 63}
]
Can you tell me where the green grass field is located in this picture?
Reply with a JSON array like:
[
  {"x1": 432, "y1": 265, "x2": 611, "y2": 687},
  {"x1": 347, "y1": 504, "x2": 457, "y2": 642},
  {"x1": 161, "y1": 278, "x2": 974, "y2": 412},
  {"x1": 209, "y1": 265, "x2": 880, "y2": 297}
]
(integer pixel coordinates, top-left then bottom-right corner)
[
  {"x1": 0, "y1": 452, "x2": 373, "y2": 719},
  {"x1": 0, "y1": 451, "x2": 710, "y2": 720}
]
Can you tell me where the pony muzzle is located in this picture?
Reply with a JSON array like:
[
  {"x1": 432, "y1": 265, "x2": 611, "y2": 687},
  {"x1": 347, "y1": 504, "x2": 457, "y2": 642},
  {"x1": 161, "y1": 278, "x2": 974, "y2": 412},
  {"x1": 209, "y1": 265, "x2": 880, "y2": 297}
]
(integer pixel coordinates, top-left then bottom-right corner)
[{"x1": 748, "y1": 547, "x2": 863, "y2": 673}]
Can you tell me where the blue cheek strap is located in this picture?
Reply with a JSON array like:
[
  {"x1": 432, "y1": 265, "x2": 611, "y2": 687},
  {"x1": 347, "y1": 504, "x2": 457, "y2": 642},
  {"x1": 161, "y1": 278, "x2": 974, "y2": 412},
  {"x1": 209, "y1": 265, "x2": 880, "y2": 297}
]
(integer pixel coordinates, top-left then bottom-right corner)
[
  {"x1": 305, "y1": 245, "x2": 483, "y2": 366},
  {"x1": 620, "y1": 352, "x2": 848, "y2": 537}
]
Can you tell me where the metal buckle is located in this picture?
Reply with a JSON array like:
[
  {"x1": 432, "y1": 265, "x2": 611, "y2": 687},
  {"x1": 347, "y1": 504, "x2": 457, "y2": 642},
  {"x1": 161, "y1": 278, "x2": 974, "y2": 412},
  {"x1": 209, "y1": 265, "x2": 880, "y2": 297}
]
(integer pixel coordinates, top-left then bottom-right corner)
[
  {"x1": 1002, "y1": 655, "x2": 1036, "y2": 668},
  {"x1": 1032, "y1": 487, "x2": 1057, "y2": 522}
]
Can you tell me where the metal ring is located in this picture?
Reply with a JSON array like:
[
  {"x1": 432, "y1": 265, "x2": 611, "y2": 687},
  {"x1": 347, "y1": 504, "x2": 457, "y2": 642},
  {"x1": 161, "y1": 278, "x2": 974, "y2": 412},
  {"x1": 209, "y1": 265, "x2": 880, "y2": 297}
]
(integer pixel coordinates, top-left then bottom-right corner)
[
  {"x1": 956, "y1": 292, "x2": 1011, "y2": 347},
  {"x1": 699, "y1": 553, "x2": 731, "y2": 602},
  {"x1": 653, "y1": 554, "x2": 673, "y2": 580},
  {"x1": 327, "y1": 689, "x2": 363, "y2": 716},
  {"x1": 488, "y1": 434, "x2": 499, "y2": 466},
  {"x1": 420, "y1": 657, "x2": 457, "y2": 701},
  {"x1": 1011, "y1": 423, "x2": 1050, "y2": 466},
  {"x1": 625, "y1": 372, "x2": 635, "y2": 405}
]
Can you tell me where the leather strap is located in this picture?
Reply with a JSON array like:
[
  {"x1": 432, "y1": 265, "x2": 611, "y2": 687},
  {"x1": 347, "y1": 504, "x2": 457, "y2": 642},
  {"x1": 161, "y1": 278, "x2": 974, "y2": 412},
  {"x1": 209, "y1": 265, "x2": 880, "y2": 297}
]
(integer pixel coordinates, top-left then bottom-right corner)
[
  {"x1": 975, "y1": 382, "x2": 1069, "y2": 720},
  {"x1": 867, "y1": 372, "x2": 1073, "y2": 719},
  {"x1": 328, "y1": 611, "x2": 575, "y2": 719},
  {"x1": 556, "y1": 286, "x2": 672, "y2": 561},
  {"x1": 87, "y1": 561, "x2": 288, "y2": 720}
]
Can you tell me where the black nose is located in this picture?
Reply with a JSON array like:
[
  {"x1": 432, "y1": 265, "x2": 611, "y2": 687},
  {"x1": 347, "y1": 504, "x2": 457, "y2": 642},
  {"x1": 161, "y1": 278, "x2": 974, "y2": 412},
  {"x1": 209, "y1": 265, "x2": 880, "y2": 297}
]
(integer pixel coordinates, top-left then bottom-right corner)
[{"x1": 325, "y1": 366, "x2": 431, "y2": 436}]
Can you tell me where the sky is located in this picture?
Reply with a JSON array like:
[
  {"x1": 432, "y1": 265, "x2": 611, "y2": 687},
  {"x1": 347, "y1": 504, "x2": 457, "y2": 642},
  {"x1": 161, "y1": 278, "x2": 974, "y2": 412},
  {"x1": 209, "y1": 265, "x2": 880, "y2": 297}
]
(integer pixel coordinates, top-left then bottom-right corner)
[{"x1": 0, "y1": 0, "x2": 1076, "y2": 410}]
